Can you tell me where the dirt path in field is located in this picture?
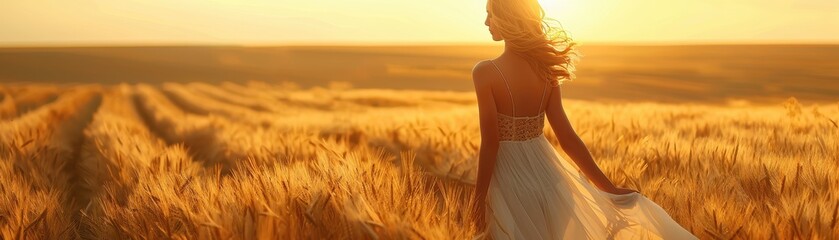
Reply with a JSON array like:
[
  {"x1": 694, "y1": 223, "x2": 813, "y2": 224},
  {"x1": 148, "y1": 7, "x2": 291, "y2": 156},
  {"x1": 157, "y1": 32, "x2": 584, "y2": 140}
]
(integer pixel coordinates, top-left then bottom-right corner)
[{"x1": 60, "y1": 90, "x2": 102, "y2": 239}]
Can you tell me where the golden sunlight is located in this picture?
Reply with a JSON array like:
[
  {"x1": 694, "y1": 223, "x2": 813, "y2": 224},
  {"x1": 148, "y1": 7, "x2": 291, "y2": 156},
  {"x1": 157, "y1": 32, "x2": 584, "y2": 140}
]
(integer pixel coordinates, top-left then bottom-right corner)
[
  {"x1": 537, "y1": 0, "x2": 566, "y2": 12},
  {"x1": 0, "y1": 1, "x2": 837, "y2": 240},
  {"x1": 0, "y1": 0, "x2": 836, "y2": 46}
]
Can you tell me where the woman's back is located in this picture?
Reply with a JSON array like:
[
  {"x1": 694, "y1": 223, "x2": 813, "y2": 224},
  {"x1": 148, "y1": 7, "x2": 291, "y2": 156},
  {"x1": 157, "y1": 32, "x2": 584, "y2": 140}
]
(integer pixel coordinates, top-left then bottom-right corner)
[{"x1": 486, "y1": 55, "x2": 551, "y2": 118}]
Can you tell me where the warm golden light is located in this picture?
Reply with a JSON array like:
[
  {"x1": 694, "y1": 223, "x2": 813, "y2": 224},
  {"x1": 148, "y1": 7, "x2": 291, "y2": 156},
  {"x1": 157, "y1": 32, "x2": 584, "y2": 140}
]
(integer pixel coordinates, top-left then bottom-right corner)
[
  {"x1": 537, "y1": 0, "x2": 565, "y2": 13},
  {"x1": 537, "y1": 0, "x2": 839, "y2": 44},
  {"x1": 0, "y1": 0, "x2": 836, "y2": 46}
]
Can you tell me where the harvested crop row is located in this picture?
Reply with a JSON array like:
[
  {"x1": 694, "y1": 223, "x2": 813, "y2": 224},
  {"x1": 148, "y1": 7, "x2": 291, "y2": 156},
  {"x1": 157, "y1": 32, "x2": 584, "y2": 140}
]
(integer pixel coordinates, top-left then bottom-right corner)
[
  {"x1": 6, "y1": 84, "x2": 62, "y2": 115},
  {"x1": 228, "y1": 82, "x2": 350, "y2": 112},
  {"x1": 82, "y1": 138, "x2": 481, "y2": 239},
  {"x1": 76, "y1": 84, "x2": 204, "y2": 238},
  {"x1": 181, "y1": 81, "x2": 330, "y2": 124},
  {"x1": 138, "y1": 84, "x2": 333, "y2": 169},
  {"x1": 133, "y1": 83, "x2": 242, "y2": 170},
  {"x1": 160, "y1": 82, "x2": 281, "y2": 128},
  {"x1": 83, "y1": 84, "x2": 481, "y2": 239},
  {"x1": 219, "y1": 81, "x2": 296, "y2": 106},
  {"x1": 0, "y1": 87, "x2": 102, "y2": 239},
  {"x1": 186, "y1": 82, "x2": 278, "y2": 112}
]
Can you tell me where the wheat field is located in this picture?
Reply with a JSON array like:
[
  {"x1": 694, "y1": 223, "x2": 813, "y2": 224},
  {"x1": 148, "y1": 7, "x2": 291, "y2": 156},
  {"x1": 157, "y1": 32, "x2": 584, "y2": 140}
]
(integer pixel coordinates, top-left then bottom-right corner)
[{"x1": 0, "y1": 81, "x2": 837, "y2": 239}]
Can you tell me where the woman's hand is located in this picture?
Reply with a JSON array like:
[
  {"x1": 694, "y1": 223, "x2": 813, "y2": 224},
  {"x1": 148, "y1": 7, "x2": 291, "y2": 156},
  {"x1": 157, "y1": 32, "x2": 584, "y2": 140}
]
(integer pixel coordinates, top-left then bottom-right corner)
[
  {"x1": 471, "y1": 195, "x2": 487, "y2": 231},
  {"x1": 472, "y1": 204, "x2": 487, "y2": 230}
]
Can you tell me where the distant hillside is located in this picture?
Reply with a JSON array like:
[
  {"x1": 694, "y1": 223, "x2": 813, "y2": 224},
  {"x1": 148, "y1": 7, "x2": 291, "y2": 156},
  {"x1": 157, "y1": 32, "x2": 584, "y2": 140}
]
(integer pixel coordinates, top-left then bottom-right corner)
[{"x1": 0, "y1": 44, "x2": 837, "y2": 104}]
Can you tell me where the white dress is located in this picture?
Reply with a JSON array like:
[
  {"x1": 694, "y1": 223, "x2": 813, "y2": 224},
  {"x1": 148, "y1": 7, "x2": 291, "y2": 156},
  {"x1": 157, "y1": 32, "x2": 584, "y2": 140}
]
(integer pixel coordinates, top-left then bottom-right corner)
[{"x1": 482, "y1": 60, "x2": 697, "y2": 240}]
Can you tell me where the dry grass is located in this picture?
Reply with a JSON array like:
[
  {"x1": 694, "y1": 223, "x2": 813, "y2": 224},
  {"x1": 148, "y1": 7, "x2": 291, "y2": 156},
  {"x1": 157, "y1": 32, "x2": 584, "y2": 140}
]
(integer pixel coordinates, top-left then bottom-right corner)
[
  {"x1": 0, "y1": 86, "x2": 101, "y2": 239},
  {"x1": 4, "y1": 84, "x2": 62, "y2": 114},
  {"x1": 0, "y1": 91, "x2": 16, "y2": 119},
  {"x1": 0, "y1": 81, "x2": 837, "y2": 239}
]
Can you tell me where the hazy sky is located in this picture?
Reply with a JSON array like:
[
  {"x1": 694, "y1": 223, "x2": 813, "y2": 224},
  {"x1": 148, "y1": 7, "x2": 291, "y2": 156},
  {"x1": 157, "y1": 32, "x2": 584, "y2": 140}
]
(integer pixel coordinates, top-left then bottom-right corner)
[{"x1": 1, "y1": 0, "x2": 837, "y2": 46}]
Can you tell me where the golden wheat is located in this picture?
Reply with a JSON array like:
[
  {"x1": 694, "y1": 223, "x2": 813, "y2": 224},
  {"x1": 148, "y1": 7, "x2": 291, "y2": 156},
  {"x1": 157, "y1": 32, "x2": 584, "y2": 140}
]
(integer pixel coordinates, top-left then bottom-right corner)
[
  {"x1": 0, "y1": 86, "x2": 101, "y2": 239},
  {"x1": 160, "y1": 82, "x2": 279, "y2": 128},
  {"x1": 187, "y1": 82, "x2": 279, "y2": 113},
  {"x1": 0, "y1": 91, "x2": 17, "y2": 119},
  {"x1": 0, "y1": 82, "x2": 836, "y2": 239},
  {"x1": 74, "y1": 85, "x2": 204, "y2": 238},
  {"x1": 5, "y1": 84, "x2": 62, "y2": 114}
]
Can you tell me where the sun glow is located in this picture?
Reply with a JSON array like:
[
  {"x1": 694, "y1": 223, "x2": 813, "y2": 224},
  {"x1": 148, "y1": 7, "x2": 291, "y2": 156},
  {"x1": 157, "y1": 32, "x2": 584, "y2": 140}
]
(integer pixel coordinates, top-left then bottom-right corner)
[
  {"x1": 537, "y1": 0, "x2": 563, "y2": 12},
  {"x1": 0, "y1": 0, "x2": 836, "y2": 46},
  {"x1": 536, "y1": 0, "x2": 593, "y2": 40}
]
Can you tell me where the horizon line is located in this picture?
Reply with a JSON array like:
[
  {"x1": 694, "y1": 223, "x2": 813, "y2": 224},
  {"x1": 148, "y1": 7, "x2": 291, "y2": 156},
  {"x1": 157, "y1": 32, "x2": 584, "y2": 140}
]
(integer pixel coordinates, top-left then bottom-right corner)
[{"x1": 1, "y1": 40, "x2": 838, "y2": 48}]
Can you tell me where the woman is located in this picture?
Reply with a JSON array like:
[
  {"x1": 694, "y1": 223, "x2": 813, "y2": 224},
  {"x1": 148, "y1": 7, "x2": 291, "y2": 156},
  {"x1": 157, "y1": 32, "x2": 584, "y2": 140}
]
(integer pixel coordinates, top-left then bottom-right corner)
[{"x1": 470, "y1": 0, "x2": 698, "y2": 239}]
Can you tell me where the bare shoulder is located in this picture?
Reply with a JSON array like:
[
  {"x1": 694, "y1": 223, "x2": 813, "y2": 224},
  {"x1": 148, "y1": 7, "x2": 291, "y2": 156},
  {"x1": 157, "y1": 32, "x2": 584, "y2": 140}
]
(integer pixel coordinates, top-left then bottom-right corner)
[{"x1": 471, "y1": 60, "x2": 498, "y2": 87}]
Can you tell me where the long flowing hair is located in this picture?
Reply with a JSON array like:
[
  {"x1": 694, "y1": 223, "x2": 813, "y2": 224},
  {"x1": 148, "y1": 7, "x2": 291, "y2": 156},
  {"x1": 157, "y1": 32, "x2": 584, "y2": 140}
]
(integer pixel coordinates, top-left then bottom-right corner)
[{"x1": 488, "y1": 0, "x2": 579, "y2": 86}]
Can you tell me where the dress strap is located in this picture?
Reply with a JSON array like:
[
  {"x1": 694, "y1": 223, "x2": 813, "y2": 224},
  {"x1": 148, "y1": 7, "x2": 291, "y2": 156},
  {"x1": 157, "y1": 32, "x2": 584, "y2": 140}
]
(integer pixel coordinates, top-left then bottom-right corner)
[
  {"x1": 537, "y1": 80, "x2": 549, "y2": 113},
  {"x1": 489, "y1": 60, "x2": 517, "y2": 137},
  {"x1": 489, "y1": 60, "x2": 515, "y2": 116}
]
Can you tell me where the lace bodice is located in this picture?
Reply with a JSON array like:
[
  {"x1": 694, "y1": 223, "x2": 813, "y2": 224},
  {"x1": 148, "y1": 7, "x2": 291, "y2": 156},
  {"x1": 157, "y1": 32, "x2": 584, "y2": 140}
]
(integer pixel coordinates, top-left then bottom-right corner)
[
  {"x1": 498, "y1": 112, "x2": 546, "y2": 141},
  {"x1": 488, "y1": 59, "x2": 550, "y2": 142}
]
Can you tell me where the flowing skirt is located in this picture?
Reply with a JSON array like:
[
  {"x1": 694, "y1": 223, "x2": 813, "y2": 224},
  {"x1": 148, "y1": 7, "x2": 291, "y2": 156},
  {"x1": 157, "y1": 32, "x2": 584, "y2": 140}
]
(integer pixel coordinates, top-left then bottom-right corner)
[{"x1": 484, "y1": 134, "x2": 697, "y2": 240}]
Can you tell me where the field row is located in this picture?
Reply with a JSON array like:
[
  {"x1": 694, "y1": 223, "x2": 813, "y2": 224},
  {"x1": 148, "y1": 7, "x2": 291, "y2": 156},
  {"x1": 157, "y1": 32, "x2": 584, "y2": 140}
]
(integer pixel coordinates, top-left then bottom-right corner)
[
  {"x1": 0, "y1": 82, "x2": 483, "y2": 239},
  {"x1": 1, "y1": 81, "x2": 838, "y2": 239}
]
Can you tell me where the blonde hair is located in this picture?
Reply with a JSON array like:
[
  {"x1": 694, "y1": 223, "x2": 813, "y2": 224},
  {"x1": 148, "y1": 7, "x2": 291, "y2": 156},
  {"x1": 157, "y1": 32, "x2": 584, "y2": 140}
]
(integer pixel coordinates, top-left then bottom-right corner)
[{"x1": 488, "y1": 0, "x2": 578, "y2": 86}]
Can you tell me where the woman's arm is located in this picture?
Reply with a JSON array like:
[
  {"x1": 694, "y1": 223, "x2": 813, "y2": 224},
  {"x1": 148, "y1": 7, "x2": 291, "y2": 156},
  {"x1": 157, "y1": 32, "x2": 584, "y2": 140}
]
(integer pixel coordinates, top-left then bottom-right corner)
[
  {"x1": 544, "y1": 85, "x2": 632, "y2": 194},
  {"x1": 471, "y1": 61, "x2": 501, "y2": 227}
]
